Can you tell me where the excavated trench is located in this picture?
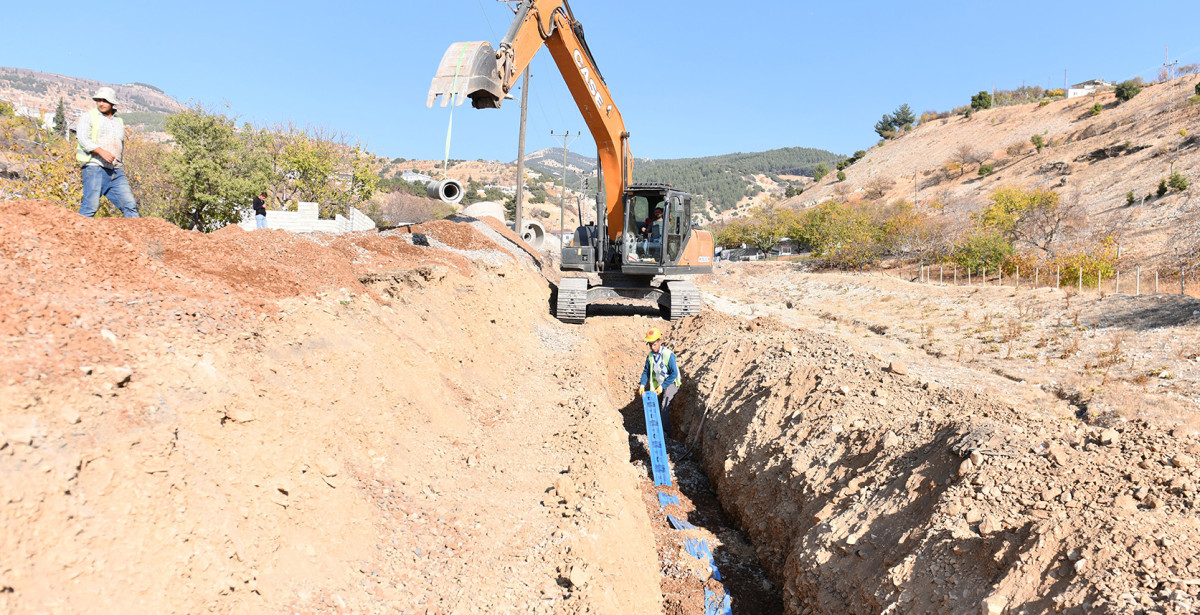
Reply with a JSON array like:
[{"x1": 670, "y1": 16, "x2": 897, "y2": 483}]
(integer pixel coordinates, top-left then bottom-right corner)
[
  {"x1": 661, "y1": 310, "x2": 1200, "y2": 615},
  {"x1": 6, "y1": 203, "x2": 1199, "y2": 615}
]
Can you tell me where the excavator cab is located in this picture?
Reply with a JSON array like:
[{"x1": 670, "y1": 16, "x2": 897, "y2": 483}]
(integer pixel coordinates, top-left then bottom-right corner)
[{"x1": 618, "y1": 184, "x2": 699, "y2": 275}]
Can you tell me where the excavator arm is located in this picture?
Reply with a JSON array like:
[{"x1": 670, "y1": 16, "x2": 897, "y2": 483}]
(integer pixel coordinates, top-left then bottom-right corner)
[{"x1": 427, "y1": 0, "x2": 631, "y2": 241}]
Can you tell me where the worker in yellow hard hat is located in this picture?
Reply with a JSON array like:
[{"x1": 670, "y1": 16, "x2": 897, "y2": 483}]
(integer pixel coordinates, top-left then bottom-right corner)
[{"x1": 637, "y1": 328, "x2": 681, "y2": 437}]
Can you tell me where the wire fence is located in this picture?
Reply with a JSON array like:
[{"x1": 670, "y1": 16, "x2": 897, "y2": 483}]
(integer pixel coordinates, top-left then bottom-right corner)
[{"x1": 898, "y1": 262, "x2": 1200, "y2": 299}]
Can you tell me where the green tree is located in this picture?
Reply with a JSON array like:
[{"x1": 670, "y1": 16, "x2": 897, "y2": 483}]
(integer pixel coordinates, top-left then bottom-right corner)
[
  {"x1": 952, "y1": 229, "x2": 1013, "y2": 271},
  {"x1": 1090, "y1": 103, "x2": 1103, "y2": 115},
  {"x1": 0, "y1": 100, "x2": 13, "y2": 117},
  {"x1": 970, "y1": 90, "x2": 993, "y2": 110},
  {"x1": 812, "y1": 163, "x2": 830, "y2": 182},
  {"x1": 1114, "y1": 80, "x2": 1142, "y2": 103},
  {"x1": 165, "y1": 105, "x2": 269, "y2": 231},
  {"x1": 836, "y1": 170, "x2": 847, "y2": 182},
  {"x1": 1168, "y1": 171, "x2": 1189, "y2": 192},
  {"x1": 978, "y1": 163, "x2": 994, "y2": 177},
  {"x1": 874, "y1": 114, "x2": 896, "y2": 139},
  {"x1": 1126, "y1": 190, "x2": 1136, "y2": 205},
  {"x1": 53, "y1": 98, "x2": 66, "y2": 135},
  {"x1": 1158, "y1": 179, "x2": 1169, "y2": 197},
  {"x1": 1196, "y1": 82, "x2": 1200, "y2": 96},
  {"x1": 892, "y1": 104, "x2": 916, "y2": 130},
  {"x1": 1030, "y1": 134, "x2": 1045, "y2": 153}
]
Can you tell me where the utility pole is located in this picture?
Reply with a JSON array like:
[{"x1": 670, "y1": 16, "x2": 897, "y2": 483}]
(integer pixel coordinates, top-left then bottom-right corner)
[
  {"x1": 513, "y1": 69, "x2": 530, "y2": 237},
  {"x1": 550, "y1": 129, "x2": 580, "y2": 243}
]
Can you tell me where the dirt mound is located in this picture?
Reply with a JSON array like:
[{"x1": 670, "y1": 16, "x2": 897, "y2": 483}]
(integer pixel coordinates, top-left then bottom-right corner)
[
  {"x1": 0, "y1": 201, "x2": 669, "y2": 614},
  {"x1": 672, "y1": 311, "x2": 1200, "y2": 614}
]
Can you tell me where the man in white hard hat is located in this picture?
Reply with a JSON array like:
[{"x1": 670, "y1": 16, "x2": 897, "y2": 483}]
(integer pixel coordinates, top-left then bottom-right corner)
[{"x1": 75, "y1": 87, "x2": 139, "y2": 217}]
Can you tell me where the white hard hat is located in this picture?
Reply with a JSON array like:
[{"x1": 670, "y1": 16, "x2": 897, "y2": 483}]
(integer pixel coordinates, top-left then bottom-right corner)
[{"x1": 92, "y1": 87, "x2": 118, "y2": 106}]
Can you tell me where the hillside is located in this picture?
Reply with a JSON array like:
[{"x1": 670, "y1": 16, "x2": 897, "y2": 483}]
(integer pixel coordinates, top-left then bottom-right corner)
[
  {"x1": 635, "y1": 147, "x2": 843, "y2": 217},
  {"x1": 788, "y1": 75, "x2": 1200, "y2": 266},
  {"x1": 0, "y1": 67, "x2": 184, "y2": 134}
]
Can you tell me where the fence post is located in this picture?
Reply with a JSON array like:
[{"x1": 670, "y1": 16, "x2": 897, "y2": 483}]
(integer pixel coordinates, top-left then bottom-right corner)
[
  {"x1": 1098, "y1": 270, "x2": 1103, "y2": 295},
  {"x1": 1078, "y1": 268, "x2": 1082, "y2": 293},
  {"x1": 1016, "y1": 266, "x2": 1020, "y2": 290},
  {"x1": 1155, "y1": 270, "x2": 1159, "y2": 294},
  {"x1": 999, "y1": 266, "x2": 1003, "y2": 287},
  {"x1": 1136, "y1": 267, "x2": 1141, "y2": 296},
  {"x1": 1035, "y1": 267, "x2": 1039, "y2": 288},
  {"x1": 940, "y1": 264, "x2": 944, "y2": 285},
  {"x1": 983, "y1": 266, "x2": 987, "y2": 285},
  {"x1": 1057, "y1": 266, "x2": 1061, "y2": 288},
  {"x1": 954, "y1": 266, "x2": 958, "y2": 286},
  {"x1": 1116, "y1": 271, "x2": 1120, "y2": 294},
  {"x1": 968, "y1": 267, "x2": 971, "y2": 286},
  {"x1": 1183, "y1": 265, "x2": 1187, "y2": 295}
]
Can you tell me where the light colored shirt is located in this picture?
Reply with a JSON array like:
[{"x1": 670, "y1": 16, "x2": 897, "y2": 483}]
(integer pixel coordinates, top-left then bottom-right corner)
[{"x1": 76, "y1": 110, "x2": 125, "y2": 169}]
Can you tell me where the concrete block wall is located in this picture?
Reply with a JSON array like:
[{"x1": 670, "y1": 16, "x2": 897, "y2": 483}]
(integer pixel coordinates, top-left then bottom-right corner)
[{"x1": 238, "y1": 202, "x2": 377, "y2": 233}]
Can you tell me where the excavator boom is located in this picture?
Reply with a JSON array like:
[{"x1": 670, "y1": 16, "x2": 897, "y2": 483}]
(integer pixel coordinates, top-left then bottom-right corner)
[
  {"x1": 427, "y1": 0, "x2": 630, "y2": 241},
  {"x1": 428, "y1": 0, "x2": 713, "y2": 324}
]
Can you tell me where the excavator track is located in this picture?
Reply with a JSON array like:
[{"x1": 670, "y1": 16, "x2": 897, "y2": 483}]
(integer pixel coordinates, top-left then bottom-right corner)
[
  {"x1": 556, "y1": 277, "x2": 588, "y2": 324},
  {"x1": 662, "y1": 280, "x2": 701, "y2": 321}
]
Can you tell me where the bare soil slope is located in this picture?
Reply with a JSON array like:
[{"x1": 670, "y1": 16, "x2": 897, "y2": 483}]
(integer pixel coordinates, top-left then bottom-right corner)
[
  {"x1": 788, "y1": 76, "x2": 1200, "y2": 264},
  {"x1": 0, "y1": 201, "x2": 665, "y2": 614}
]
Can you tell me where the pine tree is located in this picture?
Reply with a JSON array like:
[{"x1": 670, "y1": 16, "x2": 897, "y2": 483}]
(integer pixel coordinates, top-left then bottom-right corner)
[
  {"x1": 892, "y1": 104, "x2": 916, "y2": 130},
  {"x1": 874, "y1": 114, "x2": 896, "y2": 139},
  {"x1": 53, "y1": 98, "x2": 66, "y2": 135}
]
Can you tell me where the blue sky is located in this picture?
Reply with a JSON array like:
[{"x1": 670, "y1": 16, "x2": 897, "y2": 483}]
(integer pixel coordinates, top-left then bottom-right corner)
[{"x1": 3, "y1": 0, "x2": 1198, "y2": 162}]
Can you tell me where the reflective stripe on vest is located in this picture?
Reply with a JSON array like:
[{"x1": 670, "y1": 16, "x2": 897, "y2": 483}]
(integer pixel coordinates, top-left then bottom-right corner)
[
  {"x1": 75, "y1": 107, "x2": 124, "y2": 164},
  {"x1": 646, "y1": 348, "x2": 678, "y2": 389}
]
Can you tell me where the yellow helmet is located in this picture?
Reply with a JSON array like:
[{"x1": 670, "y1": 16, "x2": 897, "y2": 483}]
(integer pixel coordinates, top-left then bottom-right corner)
[{"x1": 645, "y1": 328, "x2": 662, "y2": 342}]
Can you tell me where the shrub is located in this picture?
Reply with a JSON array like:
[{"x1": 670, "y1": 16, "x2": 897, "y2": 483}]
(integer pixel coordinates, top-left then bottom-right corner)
[
  {"x1": 971, "y1": 91, "x2": 993, "y2": 110},
  {"x1": 0, "y1": 100, "x2": 14, "y2": 117},
  {"x1": 813, "y1": 163, "x2": 830, "y2": 182},
  {"x1": 1090, "y1": 103, "x2": 1103, "y2": 116},
  {"x1": 1169, "y1": 172, "x2": 1189, "y2": 192},
  {"x1": 1158, "y1": 179, "x2": 1169, "y2": 197},
  {"x1": 978, "y1": 164, "x2": 994, "y2": 177},
  {"x1": 1114, "y1": 80, "x2": 1142, "y2": 103},
  {"x1": 1047, "y1": 88, "x2": 1065, "y2": 98},
  {"x1": 1126, "y1": 191, "x2": 1136, "y2": 205},
  {"x1": 1039, "y1": 100, "x2": 1050, "y2": 107},
  {"x1": 1031, "y1": 134, "x2": 1045, "y2": 153},
  {"x1": 952, "y1": 229, "x2": 1013, "y2": 271},
  {"x1": 1052, "y1": 237, "x2": 1118, "y2": 288},
  {"x1": 836, "y1": 170, "x2": 847, "y2": 182},
  {"x1": 1196, "y1": 82, "x2": 1200, "y2": 96}
]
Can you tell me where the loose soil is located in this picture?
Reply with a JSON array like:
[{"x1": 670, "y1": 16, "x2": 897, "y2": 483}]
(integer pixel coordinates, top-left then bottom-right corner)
[{"x1": 5, "y1": 201, "x2": 1200, "y2": 615}]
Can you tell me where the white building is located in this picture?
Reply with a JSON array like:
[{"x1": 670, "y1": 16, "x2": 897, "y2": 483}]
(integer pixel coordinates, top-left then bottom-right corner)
[
  {"x1": 401, "y1": 171, "x2": 432, "y2": 183},
  {"x1": 1067, "y1": 79, "x2": 1114, "y2": 99}
]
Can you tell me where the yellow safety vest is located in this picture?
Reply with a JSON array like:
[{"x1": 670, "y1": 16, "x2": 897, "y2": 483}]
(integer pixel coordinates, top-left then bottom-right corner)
[{"x1": 75, "y1": 108, "x2": 124, "y2": 164}]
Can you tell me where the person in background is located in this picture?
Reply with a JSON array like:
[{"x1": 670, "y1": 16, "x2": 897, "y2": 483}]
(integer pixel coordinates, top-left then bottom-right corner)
[
  {"x1": 75, "y1": 87, "x2": 138, "y2": 218},
  {"x1": 253, "y1": 191, "x2": 268, "y2": 229},
  {"x1": 638, "y1": 328, "x2": 681, "y2": 437}
]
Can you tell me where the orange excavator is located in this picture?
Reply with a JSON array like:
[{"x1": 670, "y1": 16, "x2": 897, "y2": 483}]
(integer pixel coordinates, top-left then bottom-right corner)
[{"x1": 427, "y1": 0, "x2": 713, "y2": 324}]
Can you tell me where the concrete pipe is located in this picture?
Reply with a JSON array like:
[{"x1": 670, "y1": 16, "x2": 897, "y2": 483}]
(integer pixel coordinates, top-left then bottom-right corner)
[
  {"x1": 461, "y1": 201, "x2": 506, "y2": 222},
  {"x1": 508, "y1": 220, "x2": 545, "y2": 250},
  {"x1": 427, "y1": 179, "x2": 464, "y2": 205}
]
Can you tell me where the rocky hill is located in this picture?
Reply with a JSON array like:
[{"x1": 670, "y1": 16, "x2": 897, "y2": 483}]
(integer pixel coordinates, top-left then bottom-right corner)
[
  {"x1": 0, "y1": 67, "x2": 184, "y2": 134},
  {"x1": 788, "y1": 75, "x2": 1200, "y2": 266}
]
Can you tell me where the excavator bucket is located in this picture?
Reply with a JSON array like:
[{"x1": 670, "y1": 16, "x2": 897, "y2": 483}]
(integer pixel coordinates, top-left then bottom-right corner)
[{"x1": 426, "y1": 41, "x2": 506, "y2": 109}]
